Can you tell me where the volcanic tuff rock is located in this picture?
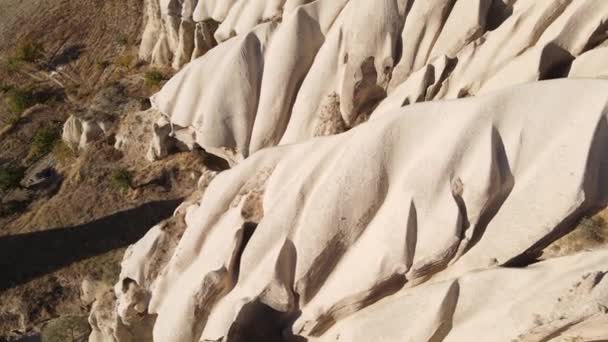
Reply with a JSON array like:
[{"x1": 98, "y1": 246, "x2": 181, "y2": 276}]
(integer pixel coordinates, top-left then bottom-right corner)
[
  {"x1": 90, "y1": 0, "x2": 608, "y2": 341},
  {"x1": 147, "y1": 0, "x2": 608, "y2": 161}
]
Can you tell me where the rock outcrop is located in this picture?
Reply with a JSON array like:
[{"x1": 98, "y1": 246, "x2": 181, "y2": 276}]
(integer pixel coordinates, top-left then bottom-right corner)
[
  {"x1": 148, "y1": 0, "x2": 608, "y2": 161},
  {"x1": 91, "y1": 79, "x2": 608, "y2": 341},
  {"x1": 62, "y1": 83, "x2": 131, "y2": 152},
  {"x1": 139, "y1": 0, "x2": 220, "y2": 69},
  {"x1": 90, "y1": 0, "x2": 608, "y2": 341}
]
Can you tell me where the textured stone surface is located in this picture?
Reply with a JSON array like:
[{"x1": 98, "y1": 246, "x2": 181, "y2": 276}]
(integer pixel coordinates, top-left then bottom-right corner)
[{"x1": 90, "y1": 1, "x2": 608, "y2": 341}]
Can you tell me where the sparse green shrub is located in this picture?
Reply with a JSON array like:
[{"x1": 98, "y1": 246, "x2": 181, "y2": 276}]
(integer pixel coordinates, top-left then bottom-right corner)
[
  {"x1": 30, "y1": 126, "x2": 60, "y2": 160},
  {"x1": 0, "y1": 164, "x2": 25, "y2": 191},
  {"x1": 116, "y1": 34, "x2": 130, "y2": 46},
  {"x1": 111, "y1": 168, "x2": 131, "y2": 191},
  {"x1": 144, "y1": 69, "x2": 165, "y2": 88},
  {"x1": 41, "y1": 315, "x2": 90, "y2": 342},
  {"x1": 114, "y1": 53, "x2": 135, "y2": 69},
  {"x1": 5, "y1": 88, "x2": 37, "y2": 114},
  {"x1": 5, "y1": 87, "x2": 63, "y2": 116}
]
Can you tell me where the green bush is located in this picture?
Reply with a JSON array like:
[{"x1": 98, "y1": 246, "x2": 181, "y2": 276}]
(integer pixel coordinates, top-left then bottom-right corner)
[
  {"x1": 115, "y1": 34, "x2": 129, "y2": 46},
  {"x1": 0, "y1": 164, "x2": 25, "y2": 190},
  {"x1": 30, "y1": 126, "x2": 60, "y2": 160},
  {"x1": 144, "y1": 70, "x2": 166, "y2": 88},
  {"x1": 111, "y1": 168, "x2": 131, "y2": 191},
  {"x1": 41, "y1": 315, "x2": 90, "y2": 342},
  {"x1": 5, "y1": 88, "x2": 37, "y2": 114}
]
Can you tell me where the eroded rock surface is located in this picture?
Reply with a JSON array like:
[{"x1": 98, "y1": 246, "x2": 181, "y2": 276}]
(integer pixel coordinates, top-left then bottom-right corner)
[
  {"x1": 91, "y1": 79, "x2": 608, "y2": 341},
  {"x1": 89, "y1": 0, "x2": 608, "y2": 341},
  {"x1": 148, "y1": 0, "x2": 608, "y2": 160}
]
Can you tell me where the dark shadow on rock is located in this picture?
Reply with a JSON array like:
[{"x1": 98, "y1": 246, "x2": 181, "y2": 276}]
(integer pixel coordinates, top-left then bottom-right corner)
[
  {"x1": 0, "y1": 199, "x2": 182, "y2": 291},
  {"x1": 487, "y1": 0, "x2": 514, "y2": 31},
  {"x1": 505, "y1": 115, "x2": 608, "y2": 267},
  {"x1": 464, "y1": 126, "x2": 514, "y2": 253}
]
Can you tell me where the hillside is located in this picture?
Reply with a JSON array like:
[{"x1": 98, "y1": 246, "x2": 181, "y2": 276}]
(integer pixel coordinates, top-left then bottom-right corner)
[{"x1": 0, "y1": 1, "x2": 209, "y2": 340}]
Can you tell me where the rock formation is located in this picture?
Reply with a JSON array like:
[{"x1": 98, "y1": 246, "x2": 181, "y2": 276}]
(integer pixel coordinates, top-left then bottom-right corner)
[{"x1": 90, "y1": 0, "x2": 608, "y2": 341}]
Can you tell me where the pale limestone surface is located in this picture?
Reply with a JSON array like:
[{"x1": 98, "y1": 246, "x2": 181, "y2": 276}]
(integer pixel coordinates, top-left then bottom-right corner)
[
  {"x1": 90, "y1": 0, "x2": 608, "y2": 341},
  {"x1": 149, "y1": 0, "x2": 608, "y2": 160},
  {"x1": 91, "y1": 79, "x2": 608, "y2": 342}
]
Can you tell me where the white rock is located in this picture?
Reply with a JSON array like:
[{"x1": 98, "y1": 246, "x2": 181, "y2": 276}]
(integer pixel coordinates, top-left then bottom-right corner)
[
  {"x1": 92, "y1": 1, "x2": 608, "y2": 340},
  {"x1": 95, "y1": 80, "x2": 608, "y2": 341},
  {"x1": 61, "y1": 115, "x2": 110, "y2": 151},
  {"x1": 148, "y1": 0, "x2": 608, "y2": 159}
]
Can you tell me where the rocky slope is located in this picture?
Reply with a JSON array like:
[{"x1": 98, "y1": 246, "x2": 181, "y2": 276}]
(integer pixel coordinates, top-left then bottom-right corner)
[
  {"x1": 85, "y1": 0, "x2": 608, "y2": 341},
  {"x1": 0, "y1": 1, "x2": 218, "y2": 340}
]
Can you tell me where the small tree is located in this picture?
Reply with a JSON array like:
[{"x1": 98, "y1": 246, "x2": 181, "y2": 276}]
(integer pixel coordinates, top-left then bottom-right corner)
[{"x1": 111, "y1": 168, "x2": 131, "y2": 191}]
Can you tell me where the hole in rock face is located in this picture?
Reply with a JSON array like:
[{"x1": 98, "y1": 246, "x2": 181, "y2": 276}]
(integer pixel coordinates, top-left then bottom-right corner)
[
  {"x1": 121, "y1": 277, "x2": 136, "y2": 293},
  {"x1": 539, "y1": 43, "x2": 574, "y2": 80},
  {"x1": 343, "y1": 52, "x2": 349, "y2": 64},
  {"x1": 486, "y1": 0, "x2": 514, "y2": 31}
]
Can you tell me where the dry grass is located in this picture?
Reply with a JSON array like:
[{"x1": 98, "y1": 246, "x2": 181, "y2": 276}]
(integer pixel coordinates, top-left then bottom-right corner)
[
  {"x1": 41, "y1": 315, "x2": 90, "y2": 342},
  {"x1": 545, "y1": 214, "x2": 608, "y2": 258},
  {"x1": 52, "y1": 140, "x2": 76, "y2": 166},
  {"x1": 0, "y1": 0, "x2": 143, "y2": 95},
  {"x1": 114, "y1": 53, "x2": 137, "y2": 70}
]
